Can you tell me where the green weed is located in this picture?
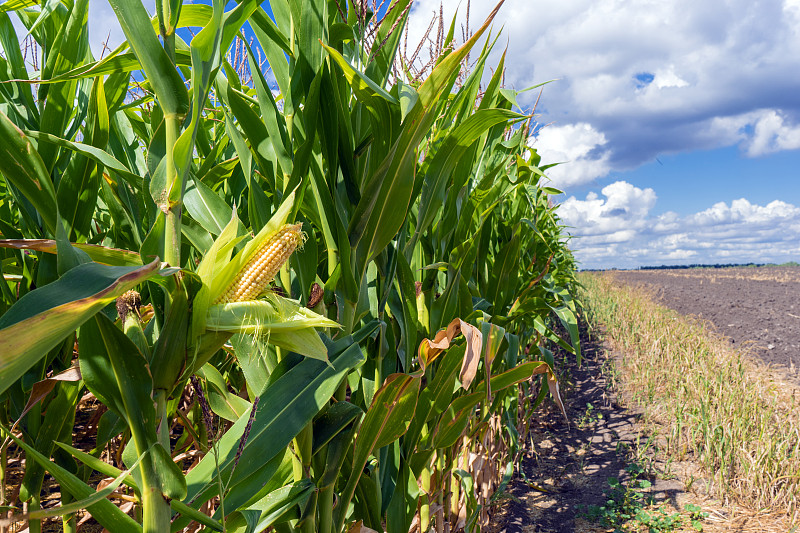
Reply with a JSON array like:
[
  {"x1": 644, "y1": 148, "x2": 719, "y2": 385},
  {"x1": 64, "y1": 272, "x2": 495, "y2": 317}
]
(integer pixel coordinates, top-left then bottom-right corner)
[{"x1": 582, "y1": 463, "x2": 708, "y2": 532}]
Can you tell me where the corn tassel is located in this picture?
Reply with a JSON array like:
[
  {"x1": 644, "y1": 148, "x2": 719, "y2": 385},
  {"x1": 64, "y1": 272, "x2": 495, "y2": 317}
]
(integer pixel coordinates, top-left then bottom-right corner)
[{"x1": 215, "y1": 223, "x2": 303, "y2": 304}]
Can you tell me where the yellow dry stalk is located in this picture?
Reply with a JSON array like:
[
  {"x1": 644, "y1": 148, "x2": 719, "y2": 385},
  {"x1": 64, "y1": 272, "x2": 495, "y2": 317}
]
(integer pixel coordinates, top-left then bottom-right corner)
[{"x1": 215, "y1": 223, "x2": 304, "y2": 304}]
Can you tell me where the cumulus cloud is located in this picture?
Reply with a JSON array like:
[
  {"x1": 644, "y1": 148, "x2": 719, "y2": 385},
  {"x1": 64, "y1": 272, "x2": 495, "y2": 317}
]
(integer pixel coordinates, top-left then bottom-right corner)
[
  {"x1": 559, "y1": 181, "x2": 656, "y2": 235},
  {"x1": 407, "y1": 0, "x2": 800, "y2": 186},
  {"x1": 530, "y1": 123, "x2": 611, "y2": 188},
  {"x1": 745, "y1": 110, "x2": 800, "y2": 156},
  {"x1": 559, "y1": 181, "x2": 800, "y2": 269}
]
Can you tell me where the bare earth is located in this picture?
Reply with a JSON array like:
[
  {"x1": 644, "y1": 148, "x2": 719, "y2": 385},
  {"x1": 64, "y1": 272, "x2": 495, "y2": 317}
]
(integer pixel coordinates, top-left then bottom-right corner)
[
  {"x1": 489, "y1": 332, "x2": 726, "y2": 533},
  {"x1": 490, "y1": 267, "x2": 800, "y2": 532},
  {"x1": 611, "y1": 266, "x2": 800, "y2": 383}
]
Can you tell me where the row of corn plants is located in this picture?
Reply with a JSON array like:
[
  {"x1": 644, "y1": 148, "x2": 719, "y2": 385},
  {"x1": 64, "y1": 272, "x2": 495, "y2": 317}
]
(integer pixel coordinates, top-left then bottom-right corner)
[{"x1": 0, "y1": 0, "x2": 580, "y2": 531}]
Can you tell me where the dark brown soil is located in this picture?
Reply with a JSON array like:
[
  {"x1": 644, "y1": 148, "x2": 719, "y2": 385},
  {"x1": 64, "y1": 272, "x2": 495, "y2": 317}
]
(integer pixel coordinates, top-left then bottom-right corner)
[
  {"x1": 489, "y1": 331, "x2": 707, "y2": 533},
  {"x1": 611, "y1": 267, "x2": 800, "y2": 383}
]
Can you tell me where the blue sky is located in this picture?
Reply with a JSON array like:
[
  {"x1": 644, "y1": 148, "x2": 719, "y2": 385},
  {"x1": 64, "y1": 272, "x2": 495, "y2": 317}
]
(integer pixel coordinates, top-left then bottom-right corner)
[
  {"x1": 406, "y1": 0, "x2": 800, "y2": 269},
  {"x1": 25, "y1": 0, "x2": 800, "y2": 270}
]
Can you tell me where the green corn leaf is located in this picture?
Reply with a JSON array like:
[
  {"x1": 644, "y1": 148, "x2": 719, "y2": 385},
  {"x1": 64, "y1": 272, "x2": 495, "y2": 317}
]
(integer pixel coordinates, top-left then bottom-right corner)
[
  {"x1": 182, "y1": 341, "x2": 365, "y2": 510},
  {"x1": 311, "y1": 400, "x2": 364, "y2": 455},
  {"x1": 0, "y1": 260, "x2": 159, "y2": 394},
  {"x1": 335, "y1": 373, "x2": 421, "y2": 531},
  {"x1": 149, "y1": 283, "x2": 189, "y2": 392},
  {"x1": 26, "y1": 130, "x2": 143, "y2": 187},
  {"x1": 107, "y1": 0, "x2": 189, "y2": 116},
  {"x1": 23, "y1": 459, "x2": 136, "y2": 521},
  {"x1": 79, "y1": 312, "x2": 157, "y2": 444},
  {"x1": 0, "y1": 13, "x2": 38, "y2": 127},
  {"x1": 0, "y1": 109, "x2": 57, "y2": 234},
  {"x1": 171, "y1": 0, "x2": 225, "y2": 202},
  {"x1": 431, "y1": 390, "x2": 484, "y2": 449},
  {"x1": 249, "y1": 6, "x2": 291, "y2": 100},
  {"x1": 169, "y1": 500, "x2": 224, "y2": 532},
  {"x1": 19, "y1": 377, "x2": 82, "y2": 503},
  {"x1": 220, "y1": 77, "x2": 280, "y2": 189},
  {"x1": 196, "y1": 363, "x2": 251, "y2": 421},
  {"x1": 0, "y1": 239, "x2": 143, "y2": 266},
  {"x1": 338, "y1": 1, "x2": 508, "y2": 273},
  {"x1": 210, "y1": 450, "x2": 291, "y2": 522},
  {"x1": 323, "y1": 46, "x2": 398, "y2": 105},
  {"x1": 82, "y1": 312, "x2": 188, "y2": 500},
  {"x1": 34, "y1": 49, "x2": 192, "y2": 84},
  {"x1": 412, "y1": 109, "x2": 526, "y2": 249},
  {"x1": 485, "y1": 226, "x2": 522, "y2": 309},
  {"x1": 244, "y1": 39, "x2": 293, "y2": 182},
  {"x1": 36, "y1": 0, "x2": 89, "y2": 170},
  {"x1": 403, "y1": 344, "x2": 465, "y2": 454},
  {"x1": 54, "y1": 442, "x2": 138, "y2": 491},
  {"x1": 56, "y1": 76, "x2": 109, "y2": 241},
  {"x1": 0, "y1": 430, "x2": 141, "y2": 532},
  {"x1": 549, "y1": 303, "x2": 582, "y2": 364},
  {"x1": 0, "y1": 0, "x2": 38, "y2": 13},
  {"x1": 433, "y1": 361, "x2": 557, "y2": 449},
  {"x1": 225, "y1": 480, "x2": 315, "y2": 533},
  {"x1": 287, "y1": 0, "x2": 326, "y2": 84},
  {"x1": 184, "y1": 176, "x2": 232, "y2": 236}
]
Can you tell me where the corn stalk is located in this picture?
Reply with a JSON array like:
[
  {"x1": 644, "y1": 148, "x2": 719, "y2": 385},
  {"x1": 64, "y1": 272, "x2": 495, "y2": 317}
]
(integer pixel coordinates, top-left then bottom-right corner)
[{"x1": 0, "y1": 1, "x2": 581, "y2": 532}]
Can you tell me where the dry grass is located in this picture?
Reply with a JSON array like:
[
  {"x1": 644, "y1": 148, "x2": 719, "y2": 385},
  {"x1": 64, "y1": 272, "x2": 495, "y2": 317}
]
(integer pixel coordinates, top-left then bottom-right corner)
[{"x1": 579, "y1": 272, "x2": 800, "y2": 531}]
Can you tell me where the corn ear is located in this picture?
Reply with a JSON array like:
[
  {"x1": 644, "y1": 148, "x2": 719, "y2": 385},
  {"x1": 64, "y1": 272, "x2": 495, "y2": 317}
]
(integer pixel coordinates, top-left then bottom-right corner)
[
  {"x1": 206, "y1": 295, "x2": 340, "y2": 334},
  {"x1": 206, "y1": 294, "x2": 341, "y2": 360},
  {"x1": 215, "y1": 223, "x2": 304, "y2": 304},
  {"x1": 116, "y1": 290, "x2": 151, "y2": 360}
]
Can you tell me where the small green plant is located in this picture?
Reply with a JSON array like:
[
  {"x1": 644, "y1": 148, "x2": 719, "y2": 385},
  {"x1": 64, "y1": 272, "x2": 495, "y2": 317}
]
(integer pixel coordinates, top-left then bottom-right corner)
[
  {"x1": 582, "y1": 462, "x2": 706, "y2": 532},
  {"x1": 684, "y1": 503, "x2": 709, "y2": 531},
  {"x1": 577, "y1": 402, "x2": 604, "y2": 428}
]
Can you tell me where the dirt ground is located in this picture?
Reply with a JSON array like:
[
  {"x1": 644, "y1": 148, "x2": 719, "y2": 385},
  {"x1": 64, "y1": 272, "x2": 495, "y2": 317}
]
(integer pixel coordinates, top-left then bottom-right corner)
[
  {"x1": 488, "y1": 332, "x2": 731, "y2": 533},
  {"x1": 489, "y1": 283, "x2": 799, "y2": 533},
  {"x1": 611, "y1": 266, "x2": 800, "y2": 383}
]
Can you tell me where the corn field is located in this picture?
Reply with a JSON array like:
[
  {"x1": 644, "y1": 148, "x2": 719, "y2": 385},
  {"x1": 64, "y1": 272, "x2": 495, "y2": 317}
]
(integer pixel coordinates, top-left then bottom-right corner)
[{"x1": 0, "y1": 0, "x2": 580, "y2": 531}]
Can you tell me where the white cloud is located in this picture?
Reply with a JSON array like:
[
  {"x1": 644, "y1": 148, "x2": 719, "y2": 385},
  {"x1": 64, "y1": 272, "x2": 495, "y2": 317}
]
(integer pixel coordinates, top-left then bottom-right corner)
[
  {"x1": 745, "y1": 110, "x2": 800, "y2": 156},
  {"x1": 653, "y1": 66, "x2": 689, "y2": 89},
  {"x1": 531, "y1": 123, "x2": 611, "y2": 187},
  {"x1": 558, "y1": 181, "x2": 800, "y2": 269},
  {"x1": 559, "y1": 181, "x2": 656, "y2": 235},
  {"x1": 407, "y1": 0, "x2": 800, "y2": 187}
]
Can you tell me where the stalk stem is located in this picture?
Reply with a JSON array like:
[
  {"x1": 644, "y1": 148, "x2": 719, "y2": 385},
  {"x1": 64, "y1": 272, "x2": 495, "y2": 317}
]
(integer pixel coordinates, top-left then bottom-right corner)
[
  {"x1": 163, "y1": 114, "x2": 182, "y2": 270},
  {"x1": 318, "y1": 485, "x2": 335, "y2": 533},
  {"x1": 61, "y1": 490, "x2": 77, "y2": 533},
  {"x1": 141, "y1": 483, "x2": 171, "y2": 533},
  {"x1": 154, "y1": 389, "x2": 170, "y2": 450},
  {"x1": 28, "y1": 496, "x2": 41, "y2": 533}
]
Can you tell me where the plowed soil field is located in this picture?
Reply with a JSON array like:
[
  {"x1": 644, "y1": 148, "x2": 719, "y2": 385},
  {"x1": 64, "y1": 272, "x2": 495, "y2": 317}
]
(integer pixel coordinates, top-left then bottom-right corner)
[{"x1": 611, "y1": 266, "x2": 800, "y2": 382}]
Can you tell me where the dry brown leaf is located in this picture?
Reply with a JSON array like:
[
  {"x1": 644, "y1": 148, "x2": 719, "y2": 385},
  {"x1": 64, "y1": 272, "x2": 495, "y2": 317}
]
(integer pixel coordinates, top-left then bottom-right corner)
[
  {"x1": 417, "y1": 318, "x2": 483, "y2": 389},
  {"x1": 17, "y1": 363, "x2": 82, "y2": 423}
]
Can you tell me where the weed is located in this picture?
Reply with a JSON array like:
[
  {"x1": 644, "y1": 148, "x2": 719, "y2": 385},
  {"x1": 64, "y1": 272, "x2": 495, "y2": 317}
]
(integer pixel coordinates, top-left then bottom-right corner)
[
  {"x1": 577, "y1": 402, "x2": 604, "y2": 428},
  {"x1": 581, "y1": 462, "x2": 708, "y2": 532}
]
